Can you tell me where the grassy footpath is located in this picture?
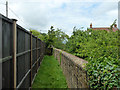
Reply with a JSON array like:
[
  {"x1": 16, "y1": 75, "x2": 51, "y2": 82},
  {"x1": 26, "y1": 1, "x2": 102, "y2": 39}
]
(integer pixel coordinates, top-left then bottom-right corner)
[{"x1": 32, "y1": 55, "x2": 67, "y2": 88}]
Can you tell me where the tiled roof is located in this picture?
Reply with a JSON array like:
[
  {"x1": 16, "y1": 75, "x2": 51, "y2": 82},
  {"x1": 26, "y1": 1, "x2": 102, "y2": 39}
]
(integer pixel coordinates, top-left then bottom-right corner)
[
  {"x1": 91, "y1": 27, "x2": 118, "y2": 32},
  {"x1": 89, "y1": 23, "x2": 118, "y2": 32}
]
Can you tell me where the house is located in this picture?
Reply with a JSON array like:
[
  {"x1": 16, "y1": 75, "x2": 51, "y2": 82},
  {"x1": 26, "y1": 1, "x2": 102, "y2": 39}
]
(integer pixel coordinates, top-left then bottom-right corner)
[{"x1": 88, "y1": 23, "x2": 118, "y2": 32}]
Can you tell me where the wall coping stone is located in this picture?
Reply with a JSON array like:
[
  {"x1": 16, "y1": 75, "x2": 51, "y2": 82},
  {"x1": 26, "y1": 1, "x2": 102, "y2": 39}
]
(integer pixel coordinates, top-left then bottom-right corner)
[{"x1": 54, "y1": 48, "x2": 88, "y2": 69}]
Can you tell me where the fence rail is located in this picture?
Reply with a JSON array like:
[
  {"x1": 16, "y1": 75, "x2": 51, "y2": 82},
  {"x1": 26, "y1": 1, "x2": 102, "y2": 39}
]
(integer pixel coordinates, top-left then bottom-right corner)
[{"x1": 0, "y1": 14, "x2": 46, "y2": 89}]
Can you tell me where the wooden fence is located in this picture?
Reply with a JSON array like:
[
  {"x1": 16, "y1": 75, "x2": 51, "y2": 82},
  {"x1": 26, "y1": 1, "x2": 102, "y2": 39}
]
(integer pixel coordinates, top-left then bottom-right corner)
[{"x1": 0, "y1": 14, "x2": 46, "y2": 89}]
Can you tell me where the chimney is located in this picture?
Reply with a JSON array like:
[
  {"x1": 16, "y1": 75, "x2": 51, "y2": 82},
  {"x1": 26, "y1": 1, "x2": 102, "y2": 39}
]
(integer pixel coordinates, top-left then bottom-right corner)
[
  {"x1": 90, "y1": 23, "x2": 92, "y2": 28},
  {"x1": 114, "y1": 24, "x2": 117, "y2": 28}
]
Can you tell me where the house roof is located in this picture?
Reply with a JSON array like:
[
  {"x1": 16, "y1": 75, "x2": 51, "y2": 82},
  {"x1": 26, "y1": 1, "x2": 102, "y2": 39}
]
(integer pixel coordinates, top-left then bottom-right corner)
[
  {"x1": 91, "y1": 27, "x2": 118, "y2": 32},
  {"x1": 88, "y1": 23, "x2": 118, "y2": 32}
]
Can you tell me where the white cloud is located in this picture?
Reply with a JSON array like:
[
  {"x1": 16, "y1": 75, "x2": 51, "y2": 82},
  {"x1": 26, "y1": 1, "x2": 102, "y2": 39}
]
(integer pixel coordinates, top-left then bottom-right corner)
[{"x1": 0, "y1": 0, "x2": 119, "y2": 36}]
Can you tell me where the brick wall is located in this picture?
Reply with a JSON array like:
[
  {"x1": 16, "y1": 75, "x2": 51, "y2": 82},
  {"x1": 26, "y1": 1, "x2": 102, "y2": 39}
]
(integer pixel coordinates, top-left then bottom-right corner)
[{"x1": 53, "y1": 48, "x2": 89, "y2": 88}]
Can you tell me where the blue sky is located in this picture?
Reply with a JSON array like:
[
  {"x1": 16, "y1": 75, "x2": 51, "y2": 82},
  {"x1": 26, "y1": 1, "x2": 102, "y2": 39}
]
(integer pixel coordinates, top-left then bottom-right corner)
[{"x1": 0, "y1": 0, "x2": 119, "y2": 36}]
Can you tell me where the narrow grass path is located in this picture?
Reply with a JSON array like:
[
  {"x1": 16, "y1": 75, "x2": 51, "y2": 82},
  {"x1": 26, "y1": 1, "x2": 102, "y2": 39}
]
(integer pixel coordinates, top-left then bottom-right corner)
[{"x1": 32, "y1": 55, "x2": 67, "y2": 88}]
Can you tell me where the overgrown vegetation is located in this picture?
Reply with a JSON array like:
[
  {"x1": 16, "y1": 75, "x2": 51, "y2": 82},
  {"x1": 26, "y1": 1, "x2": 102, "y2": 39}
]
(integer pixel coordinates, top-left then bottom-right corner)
[
  {"x1": 31, "y1": 23, "x2": 120, "y2": 89},
  {"x1": 30, "y1": 29, "x2": 48, "y2": 42},
  {"x1": 65, "y1": 27, "x2": 120, "y2": 89},
  {"x1": 30, "y1": 26, "x2": 69, "y2": 49},
  {"x1": 32, "y1": 55, "x2": 67, "y2": 88}
]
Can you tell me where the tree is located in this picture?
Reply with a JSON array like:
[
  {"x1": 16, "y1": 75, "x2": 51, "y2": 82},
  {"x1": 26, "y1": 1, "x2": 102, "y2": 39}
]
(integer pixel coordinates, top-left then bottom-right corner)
[
  {"x1": 110, "y1": 19, "x2": 117, "y2": 31},
  {"x1": 53, "y1": 28, "x2": 69, "y2": 50},
  {"x1": 30, "y1": 29, "x2": 44, "y2": 40},
  {"x1": 47, "y1": 26, "x2": 69, "y2": 49},
  {"x1": 47, "y1": 26, "x2": 56, "y2": 47}
]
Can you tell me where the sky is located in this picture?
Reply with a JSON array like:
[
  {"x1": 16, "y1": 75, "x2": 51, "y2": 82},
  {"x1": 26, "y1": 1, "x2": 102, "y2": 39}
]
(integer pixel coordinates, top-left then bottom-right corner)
[{"x1": 0, "y1": 0, "x2": 119, "y2": 36}]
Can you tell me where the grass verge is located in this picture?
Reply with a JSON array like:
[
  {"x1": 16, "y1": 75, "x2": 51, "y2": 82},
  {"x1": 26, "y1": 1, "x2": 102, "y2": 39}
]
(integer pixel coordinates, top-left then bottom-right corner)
[{"x1": 32, "y1": 55, "x2": 67, "y2": 88}]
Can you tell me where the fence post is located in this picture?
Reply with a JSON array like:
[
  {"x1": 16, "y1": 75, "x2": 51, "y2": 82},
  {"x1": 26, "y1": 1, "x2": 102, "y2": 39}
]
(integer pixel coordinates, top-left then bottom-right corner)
[
  {"x1": 12, "y1": 19, "x2": 17, "y2": 89},
  {"x1": 40, "y1": 40, "x2": 41, "y2": 64},
  {"x1": 41, "y1": 42, "x2": 42, "y2": 60},
  {"x1": 30, "y1": 31, "x2": 32, "y2": 87},
  {"x1": 36, "y1": 37, "x2": 38, "y2": 72}
]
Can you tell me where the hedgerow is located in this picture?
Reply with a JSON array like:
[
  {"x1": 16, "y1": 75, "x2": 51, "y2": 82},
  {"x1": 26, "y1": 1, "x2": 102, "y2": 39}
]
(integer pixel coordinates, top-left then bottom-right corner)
[{"x1": 65, "y1": 28, "x2": 120, "y2": 89}]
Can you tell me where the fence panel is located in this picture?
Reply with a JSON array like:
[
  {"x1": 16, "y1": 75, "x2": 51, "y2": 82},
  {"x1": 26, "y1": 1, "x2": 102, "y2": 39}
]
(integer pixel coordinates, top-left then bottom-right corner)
[
  {"x1": 2, "y1": 17, "x2": 14, "y2": 88},
  {"x1": 38, "y1": 39, "x2": 41, "y2": 66},
  {"x1": 17, "y1": 26, "x2": 26, "y2": 87}
]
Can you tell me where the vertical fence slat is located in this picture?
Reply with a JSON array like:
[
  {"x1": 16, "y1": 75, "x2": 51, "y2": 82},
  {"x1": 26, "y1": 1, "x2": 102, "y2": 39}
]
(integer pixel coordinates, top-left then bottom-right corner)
[{"x1": 12, "y1": 19, "x2": 17, "y2": 89}]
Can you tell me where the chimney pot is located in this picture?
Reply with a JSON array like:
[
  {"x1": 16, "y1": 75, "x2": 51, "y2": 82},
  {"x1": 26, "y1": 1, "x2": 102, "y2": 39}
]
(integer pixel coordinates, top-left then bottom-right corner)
[
  {"x1": 114, "y1": 24, "x2": 117, "y2": 28},
  {"x1": 90, "y1": 23, "x2": 92, "y2": 28}
]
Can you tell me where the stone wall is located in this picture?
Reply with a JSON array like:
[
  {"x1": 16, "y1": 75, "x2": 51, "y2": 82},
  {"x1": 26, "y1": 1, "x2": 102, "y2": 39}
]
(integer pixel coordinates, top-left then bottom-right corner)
[{"x1": 53, "y1": 48, "x2": 89, "y2": 88}]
